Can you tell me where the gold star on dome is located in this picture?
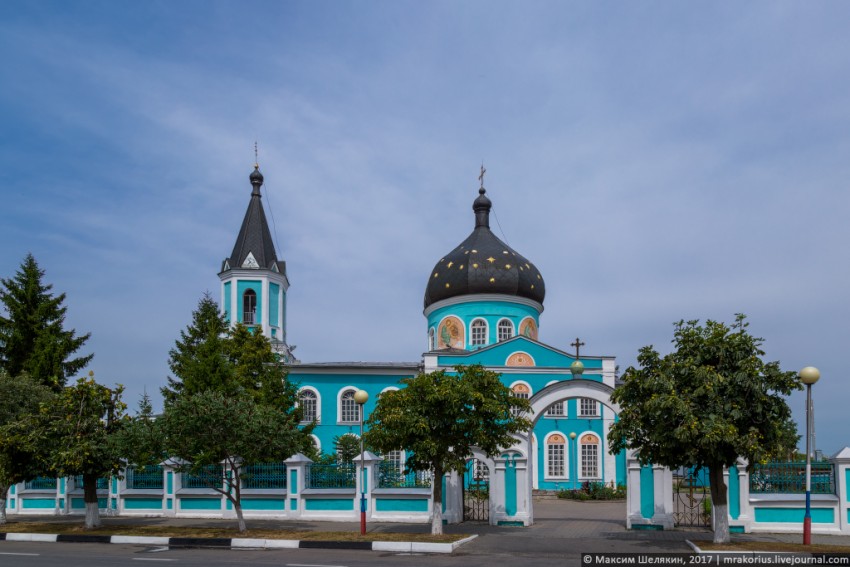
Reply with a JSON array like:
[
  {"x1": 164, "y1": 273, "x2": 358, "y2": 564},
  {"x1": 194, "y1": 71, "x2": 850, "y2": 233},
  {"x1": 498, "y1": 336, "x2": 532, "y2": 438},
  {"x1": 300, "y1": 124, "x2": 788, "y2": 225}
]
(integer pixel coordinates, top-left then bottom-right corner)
[
  {"x1": 525, "y1": 263, "x2": 530, "y2": 269},
  {"x1": 531, "y1": 284, "x2": 535, "y2": 289},
  {"x1": 489, "y1": 277, "x2": 495, "y2": 283},
  {"x1": 487, "y1": 257, "x2": 495, "y2": 263},
  {"x1": 503, "y1": 250, "x2": 509, "y2": 255},
  {"x1": 506, "y1": 264, "x2": 511, "y2": 269},
  {"x1": 447, "y1": 261, "x2": 454, "y2": 268},
  {"x1": 445, "y1": 283, "x2": 450, "y2": 288},
  {"x1": 519, "y1": 266, "x2": 523, "y2": 271},
  {"x1": 473, "y1": 263, "x2": 478, "y2": 268},
  {"x1": 459, "y1": 264, "x2": 464, "y2": 270},
  {"x1": 433, "y1": 273, "x2": 439, "y2": 278},
  {"x1": 465, "y1": 251, "x2": 469, "y2": 255},
  {"x1": 472, "y1": 249, "x2": 478, "y2": 253},
  {"x1": 537, "y1": 274, "x2": 541, "y2": 279}
]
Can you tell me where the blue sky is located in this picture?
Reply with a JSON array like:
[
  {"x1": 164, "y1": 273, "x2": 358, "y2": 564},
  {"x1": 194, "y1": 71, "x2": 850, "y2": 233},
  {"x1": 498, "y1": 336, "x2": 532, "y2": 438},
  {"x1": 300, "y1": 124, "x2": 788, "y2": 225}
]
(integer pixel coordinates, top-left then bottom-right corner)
[{"x1": 1, "y1": 1, "x2": 848, "y2": 454}]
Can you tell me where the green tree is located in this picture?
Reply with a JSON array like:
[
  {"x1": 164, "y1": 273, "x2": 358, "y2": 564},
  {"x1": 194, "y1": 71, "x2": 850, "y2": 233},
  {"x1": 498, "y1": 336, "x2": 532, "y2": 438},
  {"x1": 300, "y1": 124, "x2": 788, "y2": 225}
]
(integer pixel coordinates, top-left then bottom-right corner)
[
  {"x1": 160, "y1": 390, "x2": 306, "y2": 532},
  {"x1": 608, "y1": 315, "x2": 800, "y2": 543},
  {"x1": 363, "y1": 364, "x2": 531, "y2": 534},
  {"x1": 333, "y1": 433, "x2": 361, "y2": 464},
  {"x1": 27, "y1": 373, "x2": 126, "y2": 529},
  {"x1": 0, "y1": 254, "x2": 92, "y2": 390},
  {"x1": 0, "y1": 371, "x2": 55, "y2": 524},
  {"x1": 161, "y1": 293, "x2": 231, "y2": 405}
]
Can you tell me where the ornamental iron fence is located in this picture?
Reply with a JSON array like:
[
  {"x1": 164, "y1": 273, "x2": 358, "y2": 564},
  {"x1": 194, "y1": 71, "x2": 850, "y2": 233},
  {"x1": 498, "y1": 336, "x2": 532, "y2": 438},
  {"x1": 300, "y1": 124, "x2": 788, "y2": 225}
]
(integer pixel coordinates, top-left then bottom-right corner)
[
  {"x1": 749, "y1": 462, "x2": 835, "y2": 495},
  {"x1": 72, "y1": 476, "x2": 110, "y2": 490},
  {"x1": 127, "y1": 465, "x2": 164, "y2": 490},
  {"x1": 181, "y1": 465, "x2": 224, "y2": 489},
  {"x1": 24, "y1": 476, "x2": 57, "y2": 490},
  {"x1": 242, "y1": 463, "x2": 287, "y2": 489},
  {"x1": 306, "y1": 463, "x2": 356, "y2": 489},
  {"x1": 376, "y1": 461, "x2": 432, "y2": 489}
]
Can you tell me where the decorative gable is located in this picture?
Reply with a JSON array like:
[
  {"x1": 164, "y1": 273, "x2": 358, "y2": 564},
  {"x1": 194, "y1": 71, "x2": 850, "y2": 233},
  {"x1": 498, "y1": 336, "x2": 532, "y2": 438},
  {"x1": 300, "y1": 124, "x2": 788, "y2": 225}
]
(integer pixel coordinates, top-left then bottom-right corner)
[{"x1": 242, "y1": 252, "x2": 259, "y2": 269}]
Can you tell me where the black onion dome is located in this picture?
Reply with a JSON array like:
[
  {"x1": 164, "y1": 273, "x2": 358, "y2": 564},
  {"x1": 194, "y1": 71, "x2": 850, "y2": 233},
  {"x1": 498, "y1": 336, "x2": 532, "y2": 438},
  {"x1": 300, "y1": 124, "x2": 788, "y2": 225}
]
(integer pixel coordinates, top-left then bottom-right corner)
[
  {"x1": 424, "y1": 187, "x2": 545, "y2": 309},
  {"x1": 249, "y1": 165, "x2": 264, "y2": 192}
]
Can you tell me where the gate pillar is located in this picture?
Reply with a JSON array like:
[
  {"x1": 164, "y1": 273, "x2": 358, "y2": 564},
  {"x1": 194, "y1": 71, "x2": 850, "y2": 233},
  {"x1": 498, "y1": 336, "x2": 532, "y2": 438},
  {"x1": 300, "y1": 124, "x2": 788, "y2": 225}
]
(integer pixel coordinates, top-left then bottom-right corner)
[{"x1": 493, "y1": 451, "x2": 529, "y2": 526}]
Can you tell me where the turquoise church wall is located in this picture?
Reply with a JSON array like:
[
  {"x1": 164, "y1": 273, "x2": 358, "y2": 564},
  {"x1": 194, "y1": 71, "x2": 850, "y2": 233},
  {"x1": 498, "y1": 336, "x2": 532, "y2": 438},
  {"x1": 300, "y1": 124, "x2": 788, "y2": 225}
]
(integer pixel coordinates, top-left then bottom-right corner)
[
  {"x1": 236, "y1": 280, "x2": 262, "y2": 325},
  {"x1": 223, "y1": 282, "x2": 231, "y2": 322},
  {"x1": 437, "y1": 337, "x2": 603, "y2": 371},
  {"x1": 269, "y1": 283, "x2": 280, "y2": 330}
]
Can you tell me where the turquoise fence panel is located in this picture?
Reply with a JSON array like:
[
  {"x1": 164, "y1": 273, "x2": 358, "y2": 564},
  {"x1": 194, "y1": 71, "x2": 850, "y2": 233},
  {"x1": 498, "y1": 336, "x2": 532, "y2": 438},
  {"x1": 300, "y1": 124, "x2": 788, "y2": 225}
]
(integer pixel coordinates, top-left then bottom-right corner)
[
  {"x1": 180, "y1": 497, "x2": 222, "y2": 510},
  {"x1": 127, "y1": 466, "x2": 164, "y2": 489},
  {"x1": 22, "y1": 498, "x2": 55, "y2": 509},
  {"x1": 305, "y1": 464, "x2": 356, "y2": 489},
  {"x1": 750, "y1": 462, "x2": 835, "y2": 494},
  {"x1": 754, "y1": 507, "x2": 834, "y2": 523},
  {"x1": 305, "y1": 498, "x2": 354, "y2": 511},
  {"x1": 242, "y1": 463, "x2": 287, "y2": 489},
  {"x1": 376, "y1": 498, "x2": 429, "y2": 512},
  {"x1": 241, "y1": 498, "x2": 286, "y2": 510},
  {"x1": 640, "y1": 466, "x2": 655, "y2": 519},
  {"x1": 376, "y1": 462, "x2": 432, "y2": 488},
  {"x1": 124, "y1": 498, "x2": 163, "y2": 510},
  {"x1": 24, "y1": 477, "x2": 57, "y2": 490}
]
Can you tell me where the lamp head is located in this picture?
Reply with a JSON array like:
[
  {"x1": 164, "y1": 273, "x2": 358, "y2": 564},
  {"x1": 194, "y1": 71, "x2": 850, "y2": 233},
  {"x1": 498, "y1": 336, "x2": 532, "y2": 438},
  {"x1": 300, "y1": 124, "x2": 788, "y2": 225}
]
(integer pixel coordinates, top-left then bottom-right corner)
[
  {"x1": 354, "y1": 389, "x2": 369, "y2": 405},
  {"x1": 799, "y1": 366, "x2": 820, "y2": 386},
  {"x1": 569, "y1": 432, "x2": 577, "y2": 440}
]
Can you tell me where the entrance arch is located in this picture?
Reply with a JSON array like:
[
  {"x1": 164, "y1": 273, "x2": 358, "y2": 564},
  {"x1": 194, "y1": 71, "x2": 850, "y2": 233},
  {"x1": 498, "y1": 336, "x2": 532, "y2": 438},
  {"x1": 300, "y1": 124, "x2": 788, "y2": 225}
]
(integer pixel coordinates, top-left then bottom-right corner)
[{"x1": 521, "y1": 379, "x2": 621, "y2": 525}]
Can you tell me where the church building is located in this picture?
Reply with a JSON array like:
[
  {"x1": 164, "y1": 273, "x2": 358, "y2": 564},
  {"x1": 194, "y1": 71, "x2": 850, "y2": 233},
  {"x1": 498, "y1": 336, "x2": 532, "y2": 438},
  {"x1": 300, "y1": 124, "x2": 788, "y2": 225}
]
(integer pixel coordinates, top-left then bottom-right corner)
[{"x1": 219, "y1": 164, "x2": 626, "y2": 491}]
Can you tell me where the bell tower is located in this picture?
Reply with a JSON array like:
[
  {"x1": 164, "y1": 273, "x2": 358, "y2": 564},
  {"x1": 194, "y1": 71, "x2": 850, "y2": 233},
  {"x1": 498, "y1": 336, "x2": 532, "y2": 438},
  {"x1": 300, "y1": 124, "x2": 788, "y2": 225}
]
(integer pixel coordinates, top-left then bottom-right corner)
[{"x1": 218, "y1": 164, "x2": 295, "y2": 362}]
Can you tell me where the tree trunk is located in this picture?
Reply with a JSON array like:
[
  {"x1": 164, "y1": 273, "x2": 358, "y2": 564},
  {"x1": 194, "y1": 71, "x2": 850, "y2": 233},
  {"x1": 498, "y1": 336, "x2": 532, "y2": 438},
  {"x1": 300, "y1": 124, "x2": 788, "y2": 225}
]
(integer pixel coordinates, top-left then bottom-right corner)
[
  {"x1": 234, "y1": 500, "x2": 247, "y2": 533},
  {"x1": 83, "y1": 473, "x2": 101, "y2": 529},
  {"x1": 0, "y1": 483, "x2": 8, "y2": 525},
  {"x1": 431, "y1": 465, "x2": 443, "y2": 535},
  {"x1": 708, "y1": 465, "x2": 729, "y2": 544}
]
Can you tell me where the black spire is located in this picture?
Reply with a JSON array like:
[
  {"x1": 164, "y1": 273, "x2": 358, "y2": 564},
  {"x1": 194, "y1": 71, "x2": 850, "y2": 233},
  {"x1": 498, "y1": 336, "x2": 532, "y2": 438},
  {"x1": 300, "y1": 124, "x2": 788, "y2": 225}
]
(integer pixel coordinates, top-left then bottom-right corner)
[{"x1": 220, "y1": 165, "x2": 286, "y2": 275}]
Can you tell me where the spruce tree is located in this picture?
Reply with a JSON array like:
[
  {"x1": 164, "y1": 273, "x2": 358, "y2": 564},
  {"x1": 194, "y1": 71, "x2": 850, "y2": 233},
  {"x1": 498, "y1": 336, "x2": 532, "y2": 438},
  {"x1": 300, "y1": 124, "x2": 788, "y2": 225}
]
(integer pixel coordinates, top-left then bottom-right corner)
[
  {"x1": 161, "y1": 292, "x2": 232, "y2": 405},
  {"x1": 0, "y1": 254, "x2": 92, "y2": 390}
]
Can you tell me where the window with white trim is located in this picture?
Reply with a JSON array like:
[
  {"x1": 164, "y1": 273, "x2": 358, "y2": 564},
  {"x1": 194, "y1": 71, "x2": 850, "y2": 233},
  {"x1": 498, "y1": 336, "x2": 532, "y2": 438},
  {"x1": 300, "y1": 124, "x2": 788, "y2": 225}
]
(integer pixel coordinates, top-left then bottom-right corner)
[
  {"x1": 339, "y1": 389, "x2": 359, "y2": 423},
  {"x1": 546, "y1": 433, "x2": 567, "y2": 478},
  {"x1": 243, "y1": 289, "x2": 257, "y2": 325},
  {"x1": 511, "y1": 383, "x2": 531, "y2": 417},
  {"x1": 470, "y1": 319, "x2": 487, "y2": 346},
  {"x1": 387, "y1": 450, "x2": 404, "y2": 472},
  {"x1": 580, "y1": 434, "x2": 600, "y2": 479},
  {"x1": 299, "y1": 389, "x2": 318, "y2": 423},
  {"x1": 546, "y1": 400, "x2": 565, "y2": 417},
  {"x1": 497, "y1": 319, "x2": 514, "y2": 341},
  {"x1": 579, "y1": 398, "x2": 599, "y2": 417}
]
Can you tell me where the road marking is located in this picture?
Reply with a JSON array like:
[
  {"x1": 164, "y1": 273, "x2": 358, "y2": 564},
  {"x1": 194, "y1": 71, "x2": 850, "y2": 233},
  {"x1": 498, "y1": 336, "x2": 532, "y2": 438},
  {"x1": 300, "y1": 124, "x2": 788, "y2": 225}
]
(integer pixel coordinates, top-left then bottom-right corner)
[
  {"x1": 0, "y1": 552, "x2": 40, "y2": 556},
  {"x1": 132, "y1": 559, "x2": 177, "y2": 562},
  {"x1": 287, "y1": 564, "x2": 349, "y2": 567}
]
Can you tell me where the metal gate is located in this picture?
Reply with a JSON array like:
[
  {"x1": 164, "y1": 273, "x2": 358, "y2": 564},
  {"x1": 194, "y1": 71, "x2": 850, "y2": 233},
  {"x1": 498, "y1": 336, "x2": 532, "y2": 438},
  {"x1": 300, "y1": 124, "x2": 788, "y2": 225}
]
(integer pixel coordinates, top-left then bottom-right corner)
[
  {"x1": 673, "y1": 467, "x2": 711, "y2": 527},
  {"x1": 462, "y1": 459, "x2": 490, "y2": 522}
]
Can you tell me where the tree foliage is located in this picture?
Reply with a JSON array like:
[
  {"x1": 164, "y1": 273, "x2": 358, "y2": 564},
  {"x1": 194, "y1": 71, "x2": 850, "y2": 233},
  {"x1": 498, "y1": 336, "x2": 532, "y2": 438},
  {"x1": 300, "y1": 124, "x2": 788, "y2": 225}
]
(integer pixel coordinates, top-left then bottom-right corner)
[
  {"x1": 160, "y1": 391, "x2": 307, "y2": 532},
  {"x1": 0, "y1": 254, "x2": 92, "y2": 390},
  {"x1": 608, "y1": 315, "x2": 800, "y2": 543},
  {"x1": 0, "y1": 371, "x2": 55, "y2": 524},
  {"x1": 24, "y1": 373, "x2": 126, "y2": 529},
  {"x1": 363, "y1": 364, "x2": 531, "y2": 534}
]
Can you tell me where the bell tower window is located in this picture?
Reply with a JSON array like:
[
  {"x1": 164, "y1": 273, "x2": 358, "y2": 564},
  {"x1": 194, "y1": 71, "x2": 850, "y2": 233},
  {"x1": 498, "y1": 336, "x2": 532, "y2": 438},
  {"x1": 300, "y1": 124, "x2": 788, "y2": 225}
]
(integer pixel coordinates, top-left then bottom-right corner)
[
  {"x1": 243, "y1": 289, "x2": 257, "y2": 325},
  {"x1": 470, "y1": 319, "x2": 487, "y2": 346}
]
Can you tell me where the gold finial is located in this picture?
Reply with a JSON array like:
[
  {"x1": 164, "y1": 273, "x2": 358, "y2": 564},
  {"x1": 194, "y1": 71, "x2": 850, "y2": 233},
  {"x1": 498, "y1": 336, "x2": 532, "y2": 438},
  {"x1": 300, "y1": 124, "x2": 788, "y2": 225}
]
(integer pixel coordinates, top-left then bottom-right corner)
[{"x1": 478, "y1": 162, "x2": 486, "y2": 190}]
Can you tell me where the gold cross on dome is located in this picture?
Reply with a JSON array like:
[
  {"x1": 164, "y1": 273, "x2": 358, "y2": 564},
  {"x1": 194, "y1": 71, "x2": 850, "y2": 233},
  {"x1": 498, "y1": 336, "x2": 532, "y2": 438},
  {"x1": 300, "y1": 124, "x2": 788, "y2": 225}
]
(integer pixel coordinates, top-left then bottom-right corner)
[{"x1": 479, "y1": 163, "x2": 486, "y2": 189}]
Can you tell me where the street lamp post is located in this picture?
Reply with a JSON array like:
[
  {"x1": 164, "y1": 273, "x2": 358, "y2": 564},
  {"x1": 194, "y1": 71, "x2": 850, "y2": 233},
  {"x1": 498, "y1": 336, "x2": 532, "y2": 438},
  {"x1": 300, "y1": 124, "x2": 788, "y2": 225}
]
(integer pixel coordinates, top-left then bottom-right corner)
[
  {"x1": 354, "y1": 389, "x2": 369, "y2": 536},
  {"x1": 799, "y1": 366, "x2": 820, "y2": 546}
]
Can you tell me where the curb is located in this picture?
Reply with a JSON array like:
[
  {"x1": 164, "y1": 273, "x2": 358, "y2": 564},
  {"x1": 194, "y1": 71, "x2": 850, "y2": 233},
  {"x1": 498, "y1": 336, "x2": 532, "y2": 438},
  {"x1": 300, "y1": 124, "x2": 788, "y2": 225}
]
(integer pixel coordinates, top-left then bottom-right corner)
[{"x1": 0, "y1": 532, "x2": 477, "y2": 554}]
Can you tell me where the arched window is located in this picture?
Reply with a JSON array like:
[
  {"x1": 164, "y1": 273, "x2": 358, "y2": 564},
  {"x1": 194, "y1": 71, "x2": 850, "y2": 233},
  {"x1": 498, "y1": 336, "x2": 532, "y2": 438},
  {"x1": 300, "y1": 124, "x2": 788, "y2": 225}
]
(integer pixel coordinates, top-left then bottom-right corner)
[
  {"x1": 497, "y1": 319, "x2": 514, "y2": 342},
  {"x1": 387, "y1": 449, "x2": 405, "y2": 472},
  {"x1": 579, "y1": 398, "x2": 599, "y2": 417},
  {"x1": 545, "y1": 381, "x2": 565, "y2": 417},
  {"x1": 428, "y1": 328, "x2": 435, "y2": 351},
  {"x1": 310, "y1": 434, "x2": 321, "y2": 454},
  {"x1": 339, "y1": 389, "x2": 359, "y2": 423},
  {"x1": 243, "y1": 289, "x2": 257, "y2": 325},
  {"x1": 298, "y1": 388, "x2": 319, "y2": 424},
  {"x1": 511, "y1": 383, "x2": 531, "y2": 417},
  {"x1": 580, "y1": 434, "x2": 601, "y2": 479},
  {"x1": 469, "y1": 458, "x2": 489, "y2": 481},
  {"x1": 546, "y1": 433, "x2": 567, "y2": 478},
  {"x1": 470, "y1": 319, "x2": 487, "y2": 346}
]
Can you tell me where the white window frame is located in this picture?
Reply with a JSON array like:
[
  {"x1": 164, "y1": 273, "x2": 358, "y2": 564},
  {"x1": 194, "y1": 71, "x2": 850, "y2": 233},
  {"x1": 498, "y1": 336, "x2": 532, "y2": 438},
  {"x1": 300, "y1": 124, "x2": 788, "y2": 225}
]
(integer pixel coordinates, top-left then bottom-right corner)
[
  {"x1": 544, "y1": 432, "x2": 568, "y2": 479},
  {"x1": 579, "y1": 432, "x2": 602, "y2": 480},
  {"x1": 497, "y1": 318, "x2": 514, "y2": 342},
  {"x1": 510, "y1": 381, "x2": 532, "y2": 418},
  {"x1": 579, "y1": 398, "x2": 599, "y2": 417},
  {"x1": 298, "y1": 387, "x2": 321, "y2": 424},
  {"x1": 544, "y1": 380, "x2": 565, "y2": 417},
  {"x1": 470, "y1": 318, "x2": 488, "y2": 346},
  {"x1": 338, "y1": 387, "x2": 360, "y2": 424}
]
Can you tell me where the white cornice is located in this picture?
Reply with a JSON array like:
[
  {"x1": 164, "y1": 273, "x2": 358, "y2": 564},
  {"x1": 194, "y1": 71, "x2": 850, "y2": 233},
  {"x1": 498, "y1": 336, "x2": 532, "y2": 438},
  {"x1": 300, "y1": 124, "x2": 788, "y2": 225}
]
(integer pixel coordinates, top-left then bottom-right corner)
[
  {"x1": 219, "y1": 268, "x2": 290, "y2": 290},
  {"x1": 423, "y1": 294, "x2": 544, "y2": 318}
]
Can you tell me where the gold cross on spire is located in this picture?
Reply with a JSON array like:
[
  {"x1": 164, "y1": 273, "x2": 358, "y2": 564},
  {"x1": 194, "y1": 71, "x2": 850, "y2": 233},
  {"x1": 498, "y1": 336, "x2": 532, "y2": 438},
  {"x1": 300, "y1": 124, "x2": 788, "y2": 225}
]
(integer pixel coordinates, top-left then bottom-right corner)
[
  {"x1": 571, "y1": 337, "x2": 585, "y2": 359},
  {"x1": 254, "y1": 141, "x2": 259, "y2": 168},
  {"x1": 479, "y1": 163, "x2": 486, "y2": 190}
]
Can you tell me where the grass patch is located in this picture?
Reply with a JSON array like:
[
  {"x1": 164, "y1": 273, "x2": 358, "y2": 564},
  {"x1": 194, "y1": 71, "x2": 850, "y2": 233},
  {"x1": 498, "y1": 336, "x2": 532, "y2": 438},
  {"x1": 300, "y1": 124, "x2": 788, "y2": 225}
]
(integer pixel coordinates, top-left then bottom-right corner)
[
  {"x1": 694, "y1": 541, "x2": 850, "y2": 553},
  {"x1": 0, "y1": 522, "x2": 465, "y2": 543}
]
